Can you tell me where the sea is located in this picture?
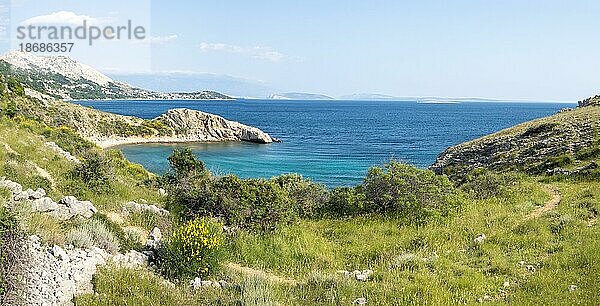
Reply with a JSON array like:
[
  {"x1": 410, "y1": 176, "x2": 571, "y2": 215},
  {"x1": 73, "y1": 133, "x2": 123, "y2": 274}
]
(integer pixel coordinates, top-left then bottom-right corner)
[{"x1": 76, "y1": 99, "x2": 574, "y2": 187}]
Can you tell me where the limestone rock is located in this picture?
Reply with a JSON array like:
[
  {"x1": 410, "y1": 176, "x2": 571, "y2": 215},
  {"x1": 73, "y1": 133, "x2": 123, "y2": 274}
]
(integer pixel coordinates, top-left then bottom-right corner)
[
  {"x1": 155, "y1": 108, "x2": 279, "y2": 144},
  {"x1": 31, "y1": 197, "x2": 59, "y2": 212}
]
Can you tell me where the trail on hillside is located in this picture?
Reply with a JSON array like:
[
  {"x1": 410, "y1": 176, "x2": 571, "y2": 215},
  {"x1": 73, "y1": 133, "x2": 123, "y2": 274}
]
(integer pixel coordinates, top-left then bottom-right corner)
[
  {"x1": 225, "y1": 262, "x2": 298, "y2": 285},
  {"x1": 525, "y1": 186, "x2": 561, "y2": 220}
]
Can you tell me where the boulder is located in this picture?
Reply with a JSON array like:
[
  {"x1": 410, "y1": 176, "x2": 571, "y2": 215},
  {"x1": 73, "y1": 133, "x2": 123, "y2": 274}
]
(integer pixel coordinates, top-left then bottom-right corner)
[
  {"x1": 59, "y1": 196, "x2": 97, "y2": 219},
  {"x1": 31, "y1": 197, "x2": 59, "y2": 212},
  {"x1": 51, "y1": 245, "x2": 69, "y2": 261}
]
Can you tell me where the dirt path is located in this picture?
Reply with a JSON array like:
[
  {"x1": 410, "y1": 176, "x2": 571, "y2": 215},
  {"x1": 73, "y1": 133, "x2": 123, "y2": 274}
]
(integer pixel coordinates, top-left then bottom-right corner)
[
  {"x1": 225, "y1": 262, "x2": 298, "y2": 285},
  {"x1": 27, "y1": 161, "x2": 57, "y2": 189},
  {"x1": 2, "y1": 142, "x2": 57, "y2": 189},
  {"x1": 525, "y1": 186, "x2": 561, "y2": 220}
]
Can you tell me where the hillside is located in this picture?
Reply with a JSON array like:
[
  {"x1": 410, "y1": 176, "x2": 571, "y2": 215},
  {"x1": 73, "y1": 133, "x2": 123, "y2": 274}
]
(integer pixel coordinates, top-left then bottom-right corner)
[
  {"x1": 8, "y1": 90, "x2": 277, "y2": 146},
  {"x1": 0, "y1": 61, "x2": 599, "y2": 305},
  {"x1": 1, "y1": 90, "x2": 599, "y2": 305},
  {"x1": 430, "y1": 103, "x2": 600, "y2": 178},
  {"x1": 0, "y1": 51, "x2": 231, "y2": 101}
]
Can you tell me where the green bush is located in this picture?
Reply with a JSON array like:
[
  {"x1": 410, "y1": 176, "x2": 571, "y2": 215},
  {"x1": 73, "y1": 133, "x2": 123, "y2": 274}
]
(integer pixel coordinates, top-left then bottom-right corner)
[
  {"x1": 319, "y1": 186, "x2": 366, "y2": 217},
  {"x1": 167, "y1": 148, "x2": 208, "y2": 179},
  {"x1": 362, "y1": 161, "x2": 463, "y2": 225},
  {"x1": 41, "y1": 126, "x2": 95, "y2": 155},
  {"x1": 6, "y1": 78, "x2": 24, "y2": 96},
  {"x1": 270, "y1": 174, "x2": 329, "y2": 218},
  {"x1": 165, "y1": 150, "x2": 300, "y2": 232},
  {"x1": 459, "y1": 169, "x2": 516, "y2": 200},
  {"x1": 70, "y1": 151, "x2": 113, "y2": 193},
  {"x1": 156, "y1": 217, "x2": 224, "y2": 281},
  {"x1": 1, "y1": 101, "x2": 17, "y2": 119}
]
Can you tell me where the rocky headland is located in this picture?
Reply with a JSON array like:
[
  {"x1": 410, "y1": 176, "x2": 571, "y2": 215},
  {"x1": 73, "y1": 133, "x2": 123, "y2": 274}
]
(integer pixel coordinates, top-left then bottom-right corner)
[{"x1": 430, "y1": 99, "x2": 599, "y2": 177}]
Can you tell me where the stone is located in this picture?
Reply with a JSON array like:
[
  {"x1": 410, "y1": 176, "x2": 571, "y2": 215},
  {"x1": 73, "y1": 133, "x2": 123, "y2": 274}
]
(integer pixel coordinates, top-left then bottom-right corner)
[
  {"x1": 149, "y1": 227, "x2": 162, "y2": 241},
  {"x1": 52, "y1": 245, "x2": 69, "y2": 261},
  {"x1": 157, "y1": 108, "x2": 278, "y2": 144},
  {"x1": 353, "y1": 297, "x2": 367, "y2": 305},
  {"x1": 473, "y1": 234, "x2": 486, "y2": 245},
  {"x1": 32, "y1": 188, "x2": 46, "y2": 199},
  {"x1": 31, "y1": 197, "x2": 59, "y2": 212},
  {"x1": 200, "y1": 280, "x2": 213, "y2": 287},
  {"x1": 218, "y1": 280, "x2": 229, "y2": 289},
  {"x1": 59, "y1": 196, "x2": 97, "y2": 219},
  {"x1": 190, "y1": 277, "x2": 203, "y2": 289},
  {"x1": 158, "y1": 188, "x2": 167, "y2": 196},
  {"x1": 568, "y1": 285, "x2": 578, "y2": 292}
]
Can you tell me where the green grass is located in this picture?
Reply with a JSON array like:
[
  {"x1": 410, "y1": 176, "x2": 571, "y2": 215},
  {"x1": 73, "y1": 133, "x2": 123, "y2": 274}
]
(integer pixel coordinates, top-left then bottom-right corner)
[
  {"x1": 1, "y1": 107, "x2": 599, "y2": 305},
  {"x1": 78, "y1": 178, "x2": 600, "y2": 305}
]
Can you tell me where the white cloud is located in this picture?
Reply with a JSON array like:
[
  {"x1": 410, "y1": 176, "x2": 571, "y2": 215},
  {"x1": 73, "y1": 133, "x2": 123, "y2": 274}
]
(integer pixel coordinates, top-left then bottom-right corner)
[
  {"x1": 20, "y1": 11, "x2": 112, "y2": 26},
  {"x1": 144, "y1": 34, "x2": 178, "y2": 45},
  {"x1": 199, "y1": 42, "x2": 285, "y2": 62}
]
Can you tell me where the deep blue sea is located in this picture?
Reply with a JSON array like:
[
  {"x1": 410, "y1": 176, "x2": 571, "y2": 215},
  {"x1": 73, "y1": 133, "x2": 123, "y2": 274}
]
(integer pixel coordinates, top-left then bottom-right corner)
[{"x1": 77, "y1": 99, "x2": 574, "y2": 187}]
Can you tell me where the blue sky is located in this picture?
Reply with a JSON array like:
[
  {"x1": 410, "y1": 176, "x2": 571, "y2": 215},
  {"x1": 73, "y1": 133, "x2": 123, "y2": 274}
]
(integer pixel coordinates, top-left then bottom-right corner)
[{"x1": 2, "y1": 0, "x2": 600, "y2": 101}]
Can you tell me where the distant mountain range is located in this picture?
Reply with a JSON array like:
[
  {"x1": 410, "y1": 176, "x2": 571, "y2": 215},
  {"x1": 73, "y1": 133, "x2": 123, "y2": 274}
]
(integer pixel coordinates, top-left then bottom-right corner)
[
  {"x1": 109, "y1": 72, "x2": 275, "y2": 99},
  {"x1": 269, "y1": 92, "x2": 334, "y2": 100},
  {"x1": 0, "y1": 51, "x2": 231, "y2": 100}
]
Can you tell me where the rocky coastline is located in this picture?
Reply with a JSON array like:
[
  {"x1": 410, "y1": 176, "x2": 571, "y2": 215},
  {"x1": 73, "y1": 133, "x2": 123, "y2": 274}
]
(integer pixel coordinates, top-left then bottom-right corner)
[{"x1": 92, "y1": 108, "x2": 280, "y2": 148}]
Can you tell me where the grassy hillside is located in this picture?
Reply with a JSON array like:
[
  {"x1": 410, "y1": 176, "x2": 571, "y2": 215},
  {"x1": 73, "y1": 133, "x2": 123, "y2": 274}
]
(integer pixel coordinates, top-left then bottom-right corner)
[{"x1": 0, "y1": 76, "x2": 599, "y2": 304}]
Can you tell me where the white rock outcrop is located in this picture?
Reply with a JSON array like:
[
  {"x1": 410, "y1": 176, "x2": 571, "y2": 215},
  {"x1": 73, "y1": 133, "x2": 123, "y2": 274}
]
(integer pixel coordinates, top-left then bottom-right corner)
[{"x1": 156, "y1": 108, "x2": 279, "y2": 144}]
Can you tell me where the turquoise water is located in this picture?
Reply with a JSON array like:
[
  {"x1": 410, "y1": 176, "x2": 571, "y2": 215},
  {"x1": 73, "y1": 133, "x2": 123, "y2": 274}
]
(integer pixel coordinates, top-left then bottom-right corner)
[{"x1": 78, "y1": 99, "x2": 574, "y2": 187}]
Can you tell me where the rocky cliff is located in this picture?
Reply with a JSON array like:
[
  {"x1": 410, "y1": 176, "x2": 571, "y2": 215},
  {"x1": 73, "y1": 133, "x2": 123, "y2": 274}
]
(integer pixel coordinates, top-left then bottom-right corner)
[
  {"x1": 430, "y1": 103, "x2": 600, "y2": 178},
  {"x1": 155, "y1": 109, "x2": 277, "y2": 144}
]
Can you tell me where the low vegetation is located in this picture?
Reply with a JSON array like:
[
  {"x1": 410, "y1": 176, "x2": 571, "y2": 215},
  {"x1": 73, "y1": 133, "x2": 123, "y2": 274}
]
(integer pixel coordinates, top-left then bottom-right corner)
[{"x1": 0, "y1": 76, "x2": 598, "y2": 304}]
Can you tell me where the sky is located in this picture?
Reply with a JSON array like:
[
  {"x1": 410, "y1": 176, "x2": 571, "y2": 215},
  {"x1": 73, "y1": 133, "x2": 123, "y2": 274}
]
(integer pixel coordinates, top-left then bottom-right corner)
[{"x1": 1, "y1": 0, "x2": 600, "y2": 101}]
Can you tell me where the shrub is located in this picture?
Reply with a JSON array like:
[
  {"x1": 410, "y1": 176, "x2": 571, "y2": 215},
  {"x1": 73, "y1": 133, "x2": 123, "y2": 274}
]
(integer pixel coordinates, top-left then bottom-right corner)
[
  {"x1": 362, "y1": 161, "x2": 462, "y2": 225},
  {"x1": 167, "y1": 148, "x2": 208, "y2": 179},
  {"x1": 6, "y1": 78, "x2": 24, "y2": 96},
  {"x1": 92, "y1": 214, "x2": 141, "y2": 252},
  {"x1": 165, "y1": 150, "x2": 299, "y2": 232},
  {"x1": 70, "y1": 151, "x2": 113, "y2": 193},
  {"x1": 156, "y1": 217, "x2": 224, "y2": 281},
  {"x1": 319, "y1": 186, "x2": 366, "y2": 217},
  {"x1": 271, "y1": 174, "x2": 329, "y2": 218},
  {"x1": 42, "y1": 126, "x2": 95, "y2": 154},
  {"x1": 66, "y1": 219, "x2": 120, "y2": 253},
  {"x1": 0, "y1": 207, "x2": 24, "y2": 304},
  {"x1": 207, "y1": 176, "x2": 295, "y2": 232},
  {"x1": 459, "y1": 168, "x2": 516, "y2": 200},
  {"x1": 1, "y1": 101, "x2": 17, "y2": 119}
]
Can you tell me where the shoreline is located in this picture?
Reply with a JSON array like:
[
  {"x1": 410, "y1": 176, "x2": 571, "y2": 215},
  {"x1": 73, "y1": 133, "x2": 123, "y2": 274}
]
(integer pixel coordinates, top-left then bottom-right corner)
[
  {"x1": 95, "y1": 137, "x2": 272, "y2": 149},
  {"x1": 71, "y1": 98, "x2": 237, "y2": 102}
]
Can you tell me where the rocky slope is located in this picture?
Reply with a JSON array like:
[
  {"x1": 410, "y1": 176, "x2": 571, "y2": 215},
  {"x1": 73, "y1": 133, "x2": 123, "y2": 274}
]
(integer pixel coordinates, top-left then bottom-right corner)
[
  {"x1": 92, "y1": 108, "x2": 279, "y2": 147},
  {"x1": 579, "y1": 95, "x2": 600, "y2": 107},
  {"x1": 17, "y1": 98, "x2": 278, "y2": 147},
  {"x1": 3, "y1": 76, "x2": 277, "y2": 147},
  {"x1": 0, "y1": 51, "x2": 231, "y2": 100},
  {"x1": 430, "y1": 101, "x2": 600, "y2": 177}
]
